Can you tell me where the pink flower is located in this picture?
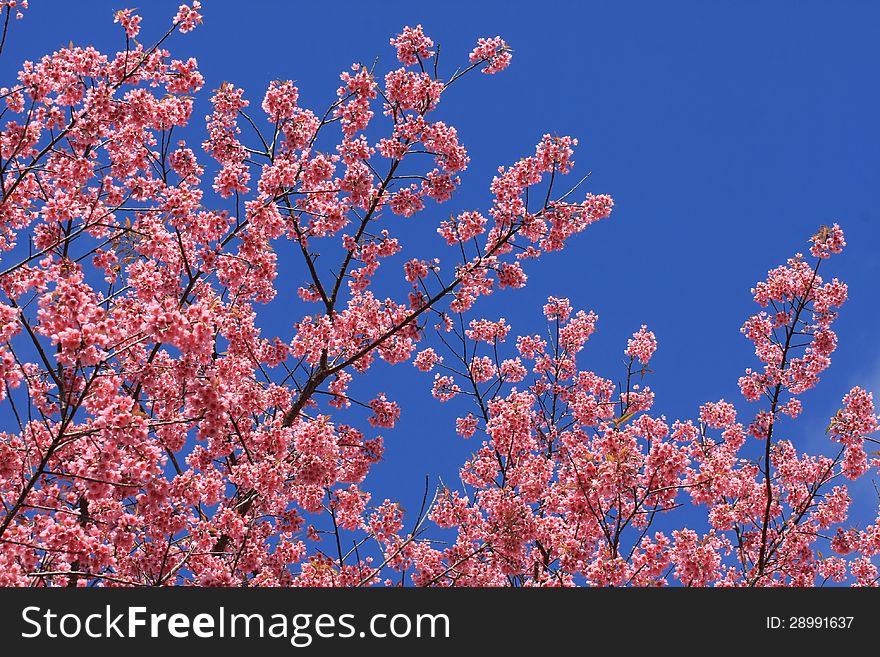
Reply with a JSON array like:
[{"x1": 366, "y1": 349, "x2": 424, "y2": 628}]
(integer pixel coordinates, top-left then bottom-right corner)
[
  {"x1": 469, "y1": 36, "x2": 512, "y2": 74},
  {"x1": 456, "y1": 414, "x2": 479, "y2": 438},
  {"x1": 470, "y1": 356, "x2": 497, "y2": 383},
  {"x1": 389, "y1": 186, "x2": 425, "y2": 217},
  {"x1": 390, "y1": 25, "x2": 435, "y2": 66},
  {"x1": 466, "y1": 318, "x2": 511, "y2": 343},
  {"x1": 543, "y1": 296, "x2": 572, "y2": 322},
  {"x1": 413, "y1": 348, "x2": 442, "y2": 372},
  {"x1": 262, "y1": 79, "x2": 299, "y2": 121},
  {"x1": 536, "y1": 134, "x2": 577, "y2": 174},
  {"x1": 809, "y1": 223, "x2": 846, "y2": 259},
  {"x1": 432, "y1": 374, "x2": 461, "y2": 401},
  {"x1": 1, "y1": 0, "x2": 27, "y2": 20},
  {"x1": 369, "y1": 394, "x2": 400, "y2": 429},
  {"x1": 670, "y1": 529, "x2": 724, "y2": 586},
  {"x1": 114, "y1": 9, "x2": 142, "y2": 38},
  {"x1": 625, "y1": 325, "x2": 657, "y2": 364},
  {"x1": 384, "y1": 69, "x2": 443, "y2": 113},
  {"x1": 174, "y1": 1, "x2": 202, "y2": 32},
  {"x1": 699, "y1": 400, "x2": 737, "y2": 428}
]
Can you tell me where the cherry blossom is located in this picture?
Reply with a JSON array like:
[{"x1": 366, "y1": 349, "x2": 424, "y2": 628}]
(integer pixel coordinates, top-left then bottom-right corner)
[{"x1": 0, "y1": 5, "x2": 875, "y2": 590}]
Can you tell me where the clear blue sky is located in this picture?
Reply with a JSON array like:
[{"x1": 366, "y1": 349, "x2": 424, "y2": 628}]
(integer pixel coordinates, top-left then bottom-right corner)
[{"x1": 3, "y1": 1, "x2": 879, "y2": 532}]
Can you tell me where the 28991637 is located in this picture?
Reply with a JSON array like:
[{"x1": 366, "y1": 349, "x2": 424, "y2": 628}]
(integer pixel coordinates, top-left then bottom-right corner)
[{"x1": 766, "y1": 617, "x2": 854, "y2": 630}]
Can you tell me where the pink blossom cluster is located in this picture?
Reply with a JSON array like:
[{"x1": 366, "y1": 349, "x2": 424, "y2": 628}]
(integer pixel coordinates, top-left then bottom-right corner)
[
  {"x1": 0, "y1": 8, "x2": 620, "y2": 587},
  {"x1": 390, "y1": 24, "x2": 434, "y2": 65},
  {"x1": 810, "y1": 223, "x2": 846, "y2": 259},
  {"x1": 113, "y1": 8, "x2": 141, "y2": 38},
  {"x1": 0, "y1": 0, "x2": 26, "y2": 20},
  {"x1": 625, "y1": 325, "x2": 657, "y2": 364},
  {"x1": 469, "y1": 36, "x2": 512, "y2": 74},
  {"x1": 173, "y1": 2, "x2": 202, "y2": 33},
  {"x1": 403, "y1": 228, "x2": 880, "y2": 586}
]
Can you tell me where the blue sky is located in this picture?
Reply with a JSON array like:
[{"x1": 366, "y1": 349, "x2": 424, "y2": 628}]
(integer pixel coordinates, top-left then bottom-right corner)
[{"x1": 3, "y1": 1, "x2": 880, "y2": 536}]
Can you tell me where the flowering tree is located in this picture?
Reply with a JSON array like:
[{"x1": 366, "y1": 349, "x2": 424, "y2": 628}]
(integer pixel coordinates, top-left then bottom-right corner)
[{"x1": 0, "y1": 3, "x2": 877, "y2": 587}]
